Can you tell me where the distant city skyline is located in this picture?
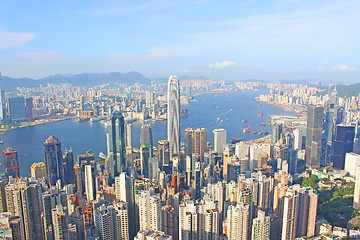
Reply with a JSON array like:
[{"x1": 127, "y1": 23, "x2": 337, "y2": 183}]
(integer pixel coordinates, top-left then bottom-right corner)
[{"x1": 0, "y1": 0, "x2": 359, "y2": 82}]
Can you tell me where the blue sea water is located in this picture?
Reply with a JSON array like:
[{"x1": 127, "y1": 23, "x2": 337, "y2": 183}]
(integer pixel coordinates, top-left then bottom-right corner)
[{"x1": 0, "y1": 91, "x2": 292, "y2": 176}]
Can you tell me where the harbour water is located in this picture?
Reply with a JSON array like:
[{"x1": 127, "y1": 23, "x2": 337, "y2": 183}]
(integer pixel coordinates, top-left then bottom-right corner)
[{"x1": 0, "y1": 90, "x2": 293, "y2": 176}]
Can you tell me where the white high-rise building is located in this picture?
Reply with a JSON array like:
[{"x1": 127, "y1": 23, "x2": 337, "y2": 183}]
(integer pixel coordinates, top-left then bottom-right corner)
[
  {"x1": 94, "y1": 203, "x2": 129, "y2": 240},
  {"x1": 213, "y1": 128, "x2": 227, "y2": 154},
  {"x1": 179, "y1": 199, "x2": 219, "y2": 240},
  {"x1": 345, "y1": 153, "x2": 360, "y2": 177},
  {"x1": 354, "y1": 165, "x2": 360, "y2": 210},
  {"x1": 293, "y1": 129, "x2": 302, "y2": 150},
  {"x1": 225, "y1": 203, "x2": 250, "y2": 240},
  {"x1": 235, "y1": 142, "x2": 250, "y2": 159},
  {"x1": 126, "y1": 123, "x2": 132, "y2": 148},
  {"x1": 281, "y1": 189, "x2": 298, "y2": 240},
  {"x1": 84, "y1": 165, "x2": 94, "y2": 202},
  {"x1": 52, "y1": 205, "x2": 69, "y2": 240},
  {"x1": 167, "y1": 75, "x2": 180, "y2": 157},
  {"x1": 139, "y1": 190, "x2": 161, "y2": 232},
  {"x1": 251, "y1": 210, "x2": 270, "y2": 240}
]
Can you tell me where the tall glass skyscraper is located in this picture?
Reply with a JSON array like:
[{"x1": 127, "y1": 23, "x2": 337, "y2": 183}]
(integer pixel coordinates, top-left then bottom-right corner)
[
  {"x1": 167, "y1": 75, "x2": 180, "y2": 158},
  {"x1": 140, "y1": 124, "x2": 153, "y2": 177},
  {"x1": 44, "y1": 135, "x2": 64, "y2": 186},
  {"x1": 106, "y1": 111, "x2": 126, "y2": 182},
  {"x1": 305, "y1": 106, "x2": 323, "y2": 169}
]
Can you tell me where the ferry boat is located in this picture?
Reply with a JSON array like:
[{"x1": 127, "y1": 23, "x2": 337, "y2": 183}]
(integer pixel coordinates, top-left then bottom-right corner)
[
  {"x1": 242, "y1": 119, "x2": 248, "y2": 123},
  {"x1": 260, "y1": 123, "x2": 266, "y2": 126},
  {"x1": 258, "y1": 130, "x2": 264, "y2": 135},
  {"x1": 217, "y1": 118, "x2": 221, "y2": 121},
  {"x1": 231, "y1": 138, "x2": 243, "y2": 144},
  {"x1": 253, "y1": 131, "x2": 257, "y2": 134},
  {"x1": 257, "y1": 113, "x2": 263, "y2": 117},
  {"x1": 264, "y1": 131, "x2": 269, "y2": 134}
]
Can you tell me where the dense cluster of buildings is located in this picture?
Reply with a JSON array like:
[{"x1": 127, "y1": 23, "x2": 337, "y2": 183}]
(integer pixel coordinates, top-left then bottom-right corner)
[{"x1": 1, "y1": 74, "x2": 360, "y2": 240}]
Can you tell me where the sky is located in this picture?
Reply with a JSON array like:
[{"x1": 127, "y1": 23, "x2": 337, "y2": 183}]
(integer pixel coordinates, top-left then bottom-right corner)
[{"x1": 0, "y1": 0, "x2": 359, "y2": 83}]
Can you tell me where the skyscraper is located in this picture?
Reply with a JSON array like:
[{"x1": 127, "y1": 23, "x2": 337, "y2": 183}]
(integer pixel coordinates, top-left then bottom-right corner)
[
  {"x1": 25, "y1": 97, "x2": 33, "y2": 120},
  {"x1": 139, "y1": 190, "x2": 161, "y2": 232},
  {"x1": 353, "y1": 165, "x2": 360, "y2": 209},
  {"x1": 84, "y1": 165, "x2": 95, "y2": 202},
  {"x1": 7, "y1": 97, "x2": 26, "y2": 122},
  {"x1": 63, "y1": 149, "x2": 75, "y2": 185},
  {"x1": 0, "y1": 73, "x2": 4, "y2": 121},
  {"x1": 107, "y1": 111, "x2": 126, "y2": 182},
  {"x1": 281, "y1": 189, "x2": 298, "y2": 240},
  {"x1": 305, "y1": 106, "x2": 323, "y2": 169},
  {"x1": 167, "y1": 75, "x2": 180, "y2": 158},
  {"x1": 44, "y1": 136, "x2": 64, "y2": 187},
  {"x1": 251, "y1": 210, "x2": 270, "y2": 240},
  {"x1": 184, "y1": 128, "x2": 207, "y2": 160},
  {"x1": 332, "y1": 124, "x2": 355, "y2": 169},
  {"x1": 2, "y1": 148, "x2": 19, "y2": 179},
  {"x1": 213, "y1": 128, "x2": 227, "y2": 154},
  {"x1": 140, "y1": 124, "x2": 153, "y2": 177},
  {"x1": 52, "y1": 205, "x2": 69, "y2": 240},
  {"x1": 225, "y1": 203, "x2": 251, "y2": 240}
]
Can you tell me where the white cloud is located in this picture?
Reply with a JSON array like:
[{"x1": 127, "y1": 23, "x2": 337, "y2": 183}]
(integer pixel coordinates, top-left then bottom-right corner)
[
  {"x1": 323, "y1": 60, "x2": 329, "y2": 65},
  {"x1": 240, "y1": 64, "x2": 267, "y2": 70},
  {"x1": 209, "y1": 61, "x2": 238, "y2": 70},
  {"x1": 332, "y1": 64, "x2": 355, "y2": 71},
  {"x1": 0, "y1": 29, "x2": 34, "y2": 49}
]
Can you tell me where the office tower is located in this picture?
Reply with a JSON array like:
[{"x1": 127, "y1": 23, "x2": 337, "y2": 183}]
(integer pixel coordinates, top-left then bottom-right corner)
[
  {"x1": 281, "y1": 189, "x2": 298, "y2": 240},
  {"x1": 332, "y1": 124, "x2": 355, "y2": 169},
  {"x1": 293, "y1": 129, "x2": 302, "y2": 150},
  {"x1": 235, "y1": 142, "x2": 250, "y2": 159},
  {"x1": 114, "y1": 173, "x2": 137, "y2": 238},
  {"x1": 2, "y1": 148, "x2": 19, "y2": 179},
  {"x1": 84, "y1": 165, "x2": 95, "y2": 201},
  {"x1": 140, "y1": 124, "x2": 153, "y2": 177},
  {"x1": 25, "y1": 97, "x2": 33, "y2": 120},
  {"x1": 139, "y1": 190, "x2": 161, "y2": 232},
  {"x1": 184, "y1": 128, "x2": 193, "y2": 157},
  {"x1": 107, "y1": 111, "x2": 126, "y2": 182},
  {"x1": 0, "y1": 73, "x2": 4, "y2": 121},
  {"x1": 146, "y1": 90, "x2": 153, "y2": 109},
  {"x1": 271, "y1": 124, "x2": 283, "y2": 144},
  {"x1": 227, "y1": 160, "x2": 241, "y2": 182},
  {"x1": 225, "y1": 203, "x2": 251, "y2": 240},
  {"x1": 30, "y1": 162, "x2": 46, "y2": 179},
  {"x1": 193, "y1": 162, "x2": 202, "y2": 199},
  {"x1": 64, "y1": 149, "x2": 75, "y2": 184},
  {"x1": 345, "y1": 153, "x2": 360, "y2": 177},
  {"x1": 167, "y1": 75, "x2": 180, "y2": 158},
  {"x1": 73, "y1": 164, "x2": 83, "y2": 196},
  {"x1": 257, "y1": 175, "x2": 272, "y2": 213},
  {"x1": 126, "y1": 123, "x2": 132, "y2": 148},
  {"x1": 7, "y1": 97, "x2": 26, "y2": 122},
  {"x1": 213, "y1": 128, "x2": 227, "y2": 154},
  {"x1": 160, "y1": 205, "x2": 177, "y2": 239},
  {"x1": 184, "y1": 128, "x2": 207, "y2": 160},
  {"x1": 52, "y1": 205, "x2": 69, "y2": 240},
  {"x1": 305, "y1": 106, "x2": 323, "y2": 169},
  {"x1": 158, "y1": 140, "x2": 170, "y2": 173},
  {"x1": 250, "y1": 144, "x2": 264, "y2": 171},
  {"x1": 251, "y1": 210, "x2": 270, "y2": 240},
  {"x1": 354, "y1": 165, "x2": 360, "y2": 209},
  {"x1": 149, "y1": 157, "x2": 159, "y2": 181},
  {"x1": 44, "y1": 135, "x2": 64, "y2": 187}
]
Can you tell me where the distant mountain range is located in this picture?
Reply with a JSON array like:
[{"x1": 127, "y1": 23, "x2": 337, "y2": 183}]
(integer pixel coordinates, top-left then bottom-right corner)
[
  {"x1": 2, "y1": 71, "x2": 150, "y2": 91},
  {"x1": 2, "y1": 72, "x2": 215, "y2": 91}
]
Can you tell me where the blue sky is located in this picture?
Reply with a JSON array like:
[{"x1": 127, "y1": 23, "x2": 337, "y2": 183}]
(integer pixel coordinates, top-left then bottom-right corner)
[{"x1": 0, "y1": 0, "x2": 359, "y2": 82}]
